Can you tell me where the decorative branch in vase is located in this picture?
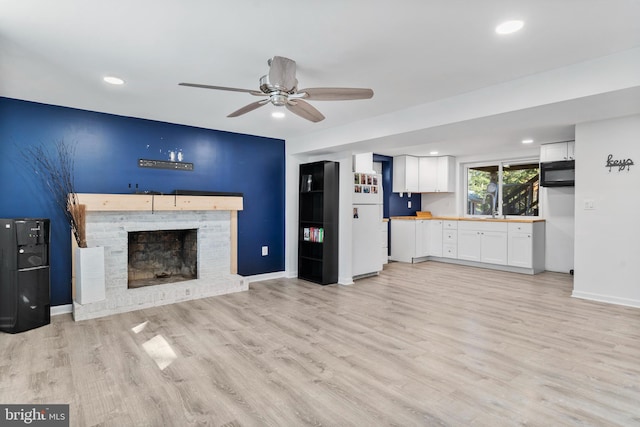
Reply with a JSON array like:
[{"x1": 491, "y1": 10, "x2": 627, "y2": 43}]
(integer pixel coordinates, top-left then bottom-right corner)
[{"x1": 23, "y1": 140, "x2": 87, "y2": 248}]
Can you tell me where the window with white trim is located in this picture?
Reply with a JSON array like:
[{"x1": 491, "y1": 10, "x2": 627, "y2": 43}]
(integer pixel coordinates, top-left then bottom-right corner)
[{"x1": 465, "y1": 160, "x2": 540, "y2": 217}]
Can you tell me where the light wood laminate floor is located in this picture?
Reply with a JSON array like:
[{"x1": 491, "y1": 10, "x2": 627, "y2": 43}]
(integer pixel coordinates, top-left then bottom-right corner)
[{"x1": 1, "y1": 262, "x2": 639, "y2": 426}]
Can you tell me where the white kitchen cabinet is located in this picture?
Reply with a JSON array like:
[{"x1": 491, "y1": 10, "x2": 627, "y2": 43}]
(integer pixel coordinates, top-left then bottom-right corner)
[
  {"x1": 457, "y1": 221, "x2": 508, "y2": 264},
  {"x1": 480, "y1": 231, "x2": 508, "y2": 265},
  {"x1": 442, "y1": 220, "x2": 458, "y2": 259},
  {"x1": 436, "y1": 156, "x2": 456, "y2": 192},
  {"x1": 393, "y1": 155, "x2": 420, "y2": 193},
  {"x1": 540, "y1": 141, "x2": 575, "y2": 162},
  {"x1": 508, "y1": 231, "x2": 531, "y2": 267},
  {"x1": 428, "y1": 220, "x2": 443, "y2": 257},
  {"x1": 567, "y1": 141, "x2": 575, "y2": 160},
  {"x1": 390, "y1": 219, "x2": 431, "y2": 262},
  {"x1": 390, "y1": 219, "x2": 412, "y2": 263},
  {"x1": 457, "y1": 229, "x2": 481, "y2": 262},
  {"x1": 507, "y1": 222, "x2": 545, "y2": 272},
  {"x1": 418, "y1": 157, "x2": 438, "y2": 192},
  {"x1": 415, "y1": 220, "x2": 429, "y2": 257},
  {"x1": 392, "y1": 218, "x2": 544, "y2": 274},
  {"x1": 418, "y1": 156, "x2": 456, "y2": 192},
  {"x1": 390, "y1": 219, "x2": 419, "y2": 262}
]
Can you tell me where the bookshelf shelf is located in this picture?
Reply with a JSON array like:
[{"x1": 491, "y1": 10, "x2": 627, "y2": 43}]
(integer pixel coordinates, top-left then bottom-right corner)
[{"x1": 298, "y1": 161, "x2": 339, "y2": 285}]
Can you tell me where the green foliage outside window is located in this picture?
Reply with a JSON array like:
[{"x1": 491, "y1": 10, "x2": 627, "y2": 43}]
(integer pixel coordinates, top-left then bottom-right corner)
[{"x1": 467, "y1": 163, "x2": 539, "y2": 216}]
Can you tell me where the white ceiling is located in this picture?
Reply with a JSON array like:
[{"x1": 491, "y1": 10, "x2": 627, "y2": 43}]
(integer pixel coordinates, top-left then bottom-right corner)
[{"x1": 2, "y1": 1, "x2": 640, "y2": 158}]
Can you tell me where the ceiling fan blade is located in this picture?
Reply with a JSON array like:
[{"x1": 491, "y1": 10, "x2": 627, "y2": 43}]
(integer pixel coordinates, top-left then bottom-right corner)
[
  {"x1": 179, "y1": 82, "x2": 263, "y2": 96},
  {"x1": 227, "y1": 99, "x2": 269, "y2": 118},
  {"x1": 268, "y1": 56, "x2": 297, "y2": 91},
  {"x1": 299, "y1": 87, "x2": 374, "y2": 101},
  {"x1": 285, "y1": 99, "x2": 325, "y2": 122}
]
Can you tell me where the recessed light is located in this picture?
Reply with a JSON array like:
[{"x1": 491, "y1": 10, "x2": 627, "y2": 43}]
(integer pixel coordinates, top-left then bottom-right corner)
[
  {"x1": 103, "y1": 76, "x2": 124, "y2": 85},
  {"x1": 271, "y1": 111, "x2": 285, "y2": 119},
  {"x1": 429, "y1": 151, "x2": 439, "y2": 155},
  {"x1": 522, "y1": 139, "x2": 534, "y2": 144},
  {"x1": 495, "y1": 20, "x2": 524, "y2": 35}
]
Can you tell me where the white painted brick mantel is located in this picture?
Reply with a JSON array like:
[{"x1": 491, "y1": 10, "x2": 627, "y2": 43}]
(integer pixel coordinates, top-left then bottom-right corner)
[{"x1": 72, "y1": 210, "x2": 248, "y2": 321}]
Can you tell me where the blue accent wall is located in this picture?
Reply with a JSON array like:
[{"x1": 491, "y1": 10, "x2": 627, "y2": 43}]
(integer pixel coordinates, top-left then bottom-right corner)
[
  {"x1": 0, "y1": 97, "x2": 285, "y2": 306},
  {"x1": 372, "y1": 154, "x2": 420, "y2": 217}
]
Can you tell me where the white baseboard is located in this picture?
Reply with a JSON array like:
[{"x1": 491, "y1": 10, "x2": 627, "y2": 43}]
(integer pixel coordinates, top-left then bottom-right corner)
[
  {"x1": 51, "y1": 304, "x2": 73, "y2": 316},
  {"x1": 244, "y1": 271, "x2": 286, "y2": 283},
  {"x1": 571, "y1": 291, "x2": 640, "y2": 309},
  {"x1": 339, "y1": 276, "x2": 354, "y2": 285}
]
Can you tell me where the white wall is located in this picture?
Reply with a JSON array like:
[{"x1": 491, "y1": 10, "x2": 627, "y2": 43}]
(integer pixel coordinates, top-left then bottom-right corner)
[
  {"x1": 573, "y1": 114, "x2": 640, "y2": 307},
  {"x1": 284, "y1": 151, "x2": 304, "y2": 278},
  {"x1": 420, "y1": 193, "x2": 457, "y2": 216}
]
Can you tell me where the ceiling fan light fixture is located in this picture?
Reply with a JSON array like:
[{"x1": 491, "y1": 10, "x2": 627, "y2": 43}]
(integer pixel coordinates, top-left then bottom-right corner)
[
  {"x1": 495, "y1": 20, "x2": 524, "y2": 35},
  {"x1": 270, "y1": 94, "x2": 288, "y2": 106},
  {"x1": 271, "y1": 111, "x2": 285, "y2": 119},
  {"x1": 103, "y1": 76, "x2": 124, "y2": 85}
]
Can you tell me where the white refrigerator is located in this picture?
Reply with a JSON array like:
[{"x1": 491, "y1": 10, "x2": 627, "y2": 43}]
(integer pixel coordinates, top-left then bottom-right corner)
[{"x1": 352, "y1": 172, "x2": 384, "y2": 278}]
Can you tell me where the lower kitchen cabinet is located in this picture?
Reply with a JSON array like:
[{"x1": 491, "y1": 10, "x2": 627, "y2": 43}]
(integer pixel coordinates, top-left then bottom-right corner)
[
  {"x1": 428, "y1": 220, "x2": 443, "y2": 257},
  {"x1": 442, "y1": 221, "x2": 458, "y2": 259},
  {"x1": 390, "y1": 217, "x2": 545, "y2": 274},
  {"x1": 390, "y1": 219, "x2": 418, "y2": 263},
  {"x1": 457, "y1": 229, "x2": 481, "y2": 261},
  {"x1": 480, "y1": 230, "x2": 508, "y2": 265},
  {"x1": 390, "y1": 219, "x2": 437, "y2": 262},
  {"x1": 457, "y1": 221, "x2": 508, "y2": 265},
  {"x1": 507, "y1": 222, "x2": 545, "y2": 271}
]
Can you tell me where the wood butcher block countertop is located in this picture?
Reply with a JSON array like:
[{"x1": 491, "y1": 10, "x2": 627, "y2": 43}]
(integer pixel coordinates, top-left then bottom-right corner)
[{"x1": 390, "y1": 215, "x2": 545, "y2": 223}]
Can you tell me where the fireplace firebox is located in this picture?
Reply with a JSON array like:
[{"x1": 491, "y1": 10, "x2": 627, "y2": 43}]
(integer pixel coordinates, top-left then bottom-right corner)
[{"x1": 128, "y1": 229, "x2": 197, "y2": 288}]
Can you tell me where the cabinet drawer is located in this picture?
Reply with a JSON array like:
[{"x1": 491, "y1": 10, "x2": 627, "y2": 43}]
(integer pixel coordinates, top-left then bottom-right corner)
[
  {"x1": 442, "y1": 244, "x2": 457, "y2": 258},
  {"x1": 508, "y1": 222, "x2": 533, "y2": 233},
  {"x1": 459, "y1": 220, "x2": 508, "y2": 232},
  {"x1": 443, "y1": 220, "x2": 458, "y2": 230},
  {"x1": 443, "y1": 230, "x2": 457, "y2": 243}
]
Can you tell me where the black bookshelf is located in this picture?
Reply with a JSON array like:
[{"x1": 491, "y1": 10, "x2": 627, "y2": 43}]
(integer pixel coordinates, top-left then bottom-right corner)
[{"x1": 298, "y1": 161, "x2": 339, "y2": 285}]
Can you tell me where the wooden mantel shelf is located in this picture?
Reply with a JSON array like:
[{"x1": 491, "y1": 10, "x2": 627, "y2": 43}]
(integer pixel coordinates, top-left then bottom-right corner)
[{"x1": 73, "y1": 193, "x2": 243, "y2": 212}]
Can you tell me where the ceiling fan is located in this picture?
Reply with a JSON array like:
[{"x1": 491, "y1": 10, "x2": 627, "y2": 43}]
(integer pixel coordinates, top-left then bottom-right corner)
[{"x1": 179, "y1": 56, "x2": 374, "y2": 123}]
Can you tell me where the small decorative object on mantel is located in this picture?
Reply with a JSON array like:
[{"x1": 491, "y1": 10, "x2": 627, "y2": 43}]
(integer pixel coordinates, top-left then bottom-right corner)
[{"x1": 605, "y1": 154, "x2": 634, "y2": 172}]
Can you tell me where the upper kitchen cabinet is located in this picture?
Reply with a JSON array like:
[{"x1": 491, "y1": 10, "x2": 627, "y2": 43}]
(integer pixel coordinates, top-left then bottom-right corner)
[
  {"x1": 393, "y1": 155, "x2": 420, "y2": 193},
  {"x1": 419, "y1": 156, "x2": 455, "y2": 192},
  {"x1": 540, "y1": 141, "x2": 575, "y2": 162}
]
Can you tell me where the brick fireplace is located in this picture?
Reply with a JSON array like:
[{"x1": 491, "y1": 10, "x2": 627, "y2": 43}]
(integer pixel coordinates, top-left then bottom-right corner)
[{"x1": 72, "y1": 194, "x2": 247, "y2": 321}]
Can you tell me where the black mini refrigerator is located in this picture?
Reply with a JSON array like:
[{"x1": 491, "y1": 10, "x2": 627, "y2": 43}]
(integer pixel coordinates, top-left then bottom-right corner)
[{"x1": 0, "y1": 218, "x2": 51, "y2": 333}]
